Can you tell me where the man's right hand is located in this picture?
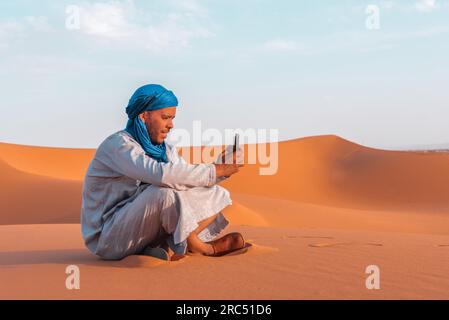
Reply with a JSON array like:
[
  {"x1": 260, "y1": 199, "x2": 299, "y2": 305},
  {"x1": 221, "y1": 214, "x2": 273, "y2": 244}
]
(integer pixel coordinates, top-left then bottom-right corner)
[{"x1": 214, "y1": 162, "x2": 244, "y2": 178}]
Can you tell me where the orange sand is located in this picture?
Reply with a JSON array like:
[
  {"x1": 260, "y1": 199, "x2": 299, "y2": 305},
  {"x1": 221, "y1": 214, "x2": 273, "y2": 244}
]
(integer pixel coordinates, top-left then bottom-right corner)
[{"x1": 1, "y1": 135, "x2": 449, "y2": 299}]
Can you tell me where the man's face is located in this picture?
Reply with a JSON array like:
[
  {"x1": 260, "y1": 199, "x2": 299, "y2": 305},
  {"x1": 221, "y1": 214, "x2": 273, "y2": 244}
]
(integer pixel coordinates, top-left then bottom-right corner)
[{"x1": 139, "y1": 107, "x2": 176, "y2": 145}]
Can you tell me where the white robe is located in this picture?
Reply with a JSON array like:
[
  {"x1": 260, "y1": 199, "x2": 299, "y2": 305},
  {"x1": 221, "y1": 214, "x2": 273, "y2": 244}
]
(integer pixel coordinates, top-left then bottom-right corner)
[{"x1": 81, "y1": 130, "x2": 231, "y2": 260}]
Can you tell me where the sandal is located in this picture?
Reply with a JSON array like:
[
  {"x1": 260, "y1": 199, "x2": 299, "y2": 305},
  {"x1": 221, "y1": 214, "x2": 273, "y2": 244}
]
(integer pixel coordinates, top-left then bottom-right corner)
[{"x1": 204, "y1": 232, "x2": 246, "y2": 257}]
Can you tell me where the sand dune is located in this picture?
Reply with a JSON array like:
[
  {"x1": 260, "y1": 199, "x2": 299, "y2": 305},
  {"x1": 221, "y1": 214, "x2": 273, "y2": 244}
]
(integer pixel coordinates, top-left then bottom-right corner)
[
  {"x1": 2, "y1": 135, "x2": 449, "y2": 225},
  {"x1": 0, "y1": 142, "x2": 94, "y2": 181},
  {"x1": 1, "y1": 135, "x2": 449, "y2": 299},
  {"x1": 0, "y1": 158, "x2": 82, "y2": 225},
  {"x1": 218, "y1": 135, "x2": 449, "y2": 211}
]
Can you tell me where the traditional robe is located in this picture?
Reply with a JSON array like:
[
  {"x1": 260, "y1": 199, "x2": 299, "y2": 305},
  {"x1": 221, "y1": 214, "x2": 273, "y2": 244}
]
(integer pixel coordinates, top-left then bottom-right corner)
[{"x1": 81, "y1": 129, "x2": 231, "y2": 260}]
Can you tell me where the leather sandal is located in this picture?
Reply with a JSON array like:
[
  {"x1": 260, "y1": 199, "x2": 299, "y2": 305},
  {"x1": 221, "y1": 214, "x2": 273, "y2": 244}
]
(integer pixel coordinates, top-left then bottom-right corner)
[{"x1": 203, "y1": 232, "x2": 246, "y2": 257}]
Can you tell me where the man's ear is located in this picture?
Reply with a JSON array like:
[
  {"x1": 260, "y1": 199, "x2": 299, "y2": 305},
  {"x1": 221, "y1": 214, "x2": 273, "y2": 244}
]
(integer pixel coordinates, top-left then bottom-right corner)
[{"x1": 139, "y1": 113, "x2": 145, "y2": 122}]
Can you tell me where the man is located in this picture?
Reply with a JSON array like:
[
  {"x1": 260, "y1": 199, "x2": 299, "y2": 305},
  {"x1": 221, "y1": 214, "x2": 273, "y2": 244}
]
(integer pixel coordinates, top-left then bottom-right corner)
[{"x1": 81, "y1": 84, "x2": 245, "y2": 261}]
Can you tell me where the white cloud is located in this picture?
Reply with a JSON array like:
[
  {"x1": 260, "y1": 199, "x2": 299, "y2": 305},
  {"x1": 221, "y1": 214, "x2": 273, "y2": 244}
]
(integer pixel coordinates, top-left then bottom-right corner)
[
  {"x1": 371, "y1": 0, "x2": 449, "y2": 13},
  {"x1": 77, "y1": 1, "x2": 133, "y2": 38},
  {"x1": 72, "y1": 0, "x2": 214, "y2": 52},
  {"x1": 263, "y1": 39, "x2": 304, "y2": 52},
  {"x1": 415, "y1": 0, "x2": 439, "y2": 12},
  {"x1": 0, "y1": 1, "x2": 213, "y2": 56}
]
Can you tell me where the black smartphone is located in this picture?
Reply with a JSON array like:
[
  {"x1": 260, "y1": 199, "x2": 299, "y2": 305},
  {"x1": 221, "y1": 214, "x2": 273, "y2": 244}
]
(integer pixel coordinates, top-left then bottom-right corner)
[{"x1": 233, "y1": 133, "x2": 239, "y2": 154}]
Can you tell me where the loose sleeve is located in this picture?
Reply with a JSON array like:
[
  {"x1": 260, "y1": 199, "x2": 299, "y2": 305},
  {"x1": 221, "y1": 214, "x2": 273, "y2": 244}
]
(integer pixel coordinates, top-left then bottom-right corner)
[
  {"x1": 97, "y1": 135, "x2": 217, "y2": 190},
  {"x1": 168, "y1": 144, "x2": 229, "y2": 184}
]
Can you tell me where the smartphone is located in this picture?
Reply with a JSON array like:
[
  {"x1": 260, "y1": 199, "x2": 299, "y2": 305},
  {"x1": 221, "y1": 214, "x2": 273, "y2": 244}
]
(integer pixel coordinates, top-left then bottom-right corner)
[{"x1": 233, "y1": 133, "x2": 239, "y2": 154}]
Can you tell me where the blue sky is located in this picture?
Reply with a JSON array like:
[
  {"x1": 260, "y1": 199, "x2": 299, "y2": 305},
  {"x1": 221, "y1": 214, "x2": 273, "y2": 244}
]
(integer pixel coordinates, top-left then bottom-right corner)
[{"x1": 0, "y1": 0, "x2": 448, "y2": 149}]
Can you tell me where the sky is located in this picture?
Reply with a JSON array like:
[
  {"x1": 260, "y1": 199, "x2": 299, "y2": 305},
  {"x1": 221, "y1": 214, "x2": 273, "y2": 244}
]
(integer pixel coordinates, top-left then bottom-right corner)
[{"x1": 0, "y1": 0, "x2": 448, "y2": 149}]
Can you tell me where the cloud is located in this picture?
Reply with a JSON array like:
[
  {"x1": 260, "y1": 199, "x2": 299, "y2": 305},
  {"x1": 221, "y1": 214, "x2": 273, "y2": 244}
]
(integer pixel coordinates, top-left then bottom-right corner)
[
  {"x1": 259, "y1": 22, "x2": 449, "y2": 58},
  {"x1": 370, "y1": 0, "x2": 448, "y2": 13},
  {"x1": 75, "y1": 1, "x2": 133, "y2": 38},
  {"x1": 415, "y1": 0, "x2": 439, "y2": 12},
  {"x1": 70, "y1": 0, "x2": 214, "y2": 53},
  {"x1": 0, "y1": 0, "x2": 213, "y2": 58}
]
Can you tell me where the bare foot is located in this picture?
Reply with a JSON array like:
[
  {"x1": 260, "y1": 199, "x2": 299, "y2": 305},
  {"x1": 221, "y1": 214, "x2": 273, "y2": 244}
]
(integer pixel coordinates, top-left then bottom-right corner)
[{"x1": 203, "y1": 243, "x2": 215, "y2": 255}]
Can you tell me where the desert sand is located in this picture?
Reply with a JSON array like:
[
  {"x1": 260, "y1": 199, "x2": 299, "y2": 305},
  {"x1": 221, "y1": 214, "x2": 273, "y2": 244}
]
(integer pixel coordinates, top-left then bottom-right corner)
[{"x1": 1, "y1": 135, "x2": 449, "y2": 299}]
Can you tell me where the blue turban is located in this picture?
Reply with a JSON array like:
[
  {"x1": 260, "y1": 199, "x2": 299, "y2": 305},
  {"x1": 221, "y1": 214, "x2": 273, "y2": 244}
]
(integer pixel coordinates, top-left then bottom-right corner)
[{"x1": 125, "y1": 84, "x2": 178, "y2": 163}]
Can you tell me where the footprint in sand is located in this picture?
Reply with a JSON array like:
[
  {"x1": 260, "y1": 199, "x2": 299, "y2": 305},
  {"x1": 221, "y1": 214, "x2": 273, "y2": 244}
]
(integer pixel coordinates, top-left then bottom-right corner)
[
  {"x1": 301, "y1": 236, "x2": 334, "y2": 239},
  {"x1": 282, "y1": 236, "x2": 334, "y2": 240},
  {"x1": 309, "y1": 242, "x2": 383, "y2": 248},
  {"x1": 248, "y1": 243, "x2": 279, "y2": 254}
]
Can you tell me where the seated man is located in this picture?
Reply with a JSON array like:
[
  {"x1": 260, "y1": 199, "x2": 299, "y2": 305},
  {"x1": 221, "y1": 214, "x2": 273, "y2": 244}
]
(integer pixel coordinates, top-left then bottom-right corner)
[{"x1": 81, "y1": 84, "x2": 245, "y2": 261}]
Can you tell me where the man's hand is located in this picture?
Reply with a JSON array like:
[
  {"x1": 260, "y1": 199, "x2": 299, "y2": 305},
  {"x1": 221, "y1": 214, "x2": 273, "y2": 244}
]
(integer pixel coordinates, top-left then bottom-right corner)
[
  {"x1": 215, "y1": 145, "x2": 244, "y2": 165},
  {"x1": 214, "y1": 162, "x2": 244, "y2": 178},
  {"x1": 214, "y1": 145, "x2": 244, "y2": 178}
]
